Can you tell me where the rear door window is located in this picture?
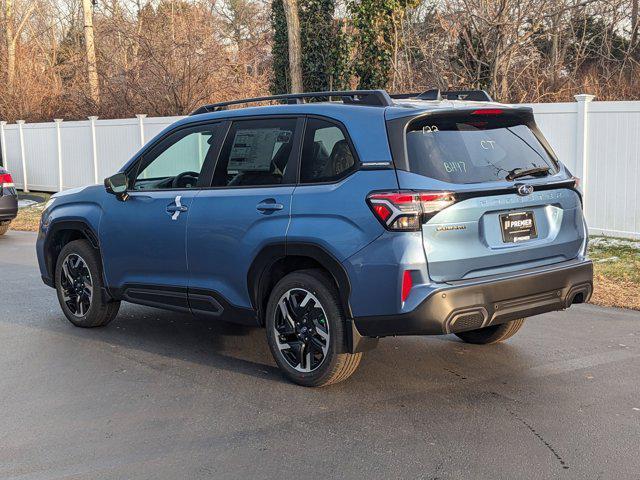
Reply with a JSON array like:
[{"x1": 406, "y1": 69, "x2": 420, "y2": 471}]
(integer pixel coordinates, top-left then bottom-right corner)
[
  {"x1": 405, "y1": 112, "x2": 557, "y2": 184},
  {"x1": 300, "y1": 118, "x2": 356, "y2": 183},
  {"x1": 212, "y1": 118, "x2": 297, "y2": 187}
]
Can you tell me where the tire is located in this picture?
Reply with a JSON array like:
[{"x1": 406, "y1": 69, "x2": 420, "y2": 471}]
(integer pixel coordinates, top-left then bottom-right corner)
[
  {"x1": 265, "y1": 269, "x2": 362, "y2": 387},
  {"x1": 0, "y1": 223, "x2": 9, "y2": 236},
  {"x1": 455, "y1": 318, "x2": 525, "y2": 345},
  {"x1": 55, "y1": 239, "x2": 120, "y2": 328}
]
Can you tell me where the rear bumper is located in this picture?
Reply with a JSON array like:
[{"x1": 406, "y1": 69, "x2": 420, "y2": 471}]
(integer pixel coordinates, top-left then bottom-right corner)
[
  {"x1": 0, "y1": 194, "x2": 18, "y2": 222},
  {"x1": 353, "y1": 258, "x2": 593, "y2": 337}
]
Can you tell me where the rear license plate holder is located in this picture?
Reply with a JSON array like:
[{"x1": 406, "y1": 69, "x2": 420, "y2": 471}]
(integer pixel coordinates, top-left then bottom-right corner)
[{"x1": 499, "y1": 210, "x2": 537, "y2": 243}]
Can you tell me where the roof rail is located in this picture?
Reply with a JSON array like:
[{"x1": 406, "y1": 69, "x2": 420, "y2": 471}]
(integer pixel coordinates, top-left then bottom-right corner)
[
  {"x1": 391, "y1": 89, "x2": 494, "y2": 102},
  {"x1": 190, "y1": 90, "x2": 394, "y2": 115}
]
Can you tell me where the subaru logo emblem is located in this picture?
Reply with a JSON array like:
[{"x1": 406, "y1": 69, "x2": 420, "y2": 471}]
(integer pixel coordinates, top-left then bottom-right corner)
[{"x1": 517, "y1": 184, "x2": 534, "y2": 196}]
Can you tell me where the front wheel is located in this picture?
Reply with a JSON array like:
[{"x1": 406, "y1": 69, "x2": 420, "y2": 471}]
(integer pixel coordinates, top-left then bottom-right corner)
[
  {"x1": 55, "y1": 239, "x2": 120, "y2": 328},
  {"x1": 265, "y1": 269, "x2": 362, "y2": 387},
  {"x1": 455, "y1": 318, "x2": 525, "y2": 344}
]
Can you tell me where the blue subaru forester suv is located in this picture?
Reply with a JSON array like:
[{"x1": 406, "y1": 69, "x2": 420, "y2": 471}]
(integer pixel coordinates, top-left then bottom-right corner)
[{"x1": 37, "y1": 89, "x2": 593, "y2": 386}]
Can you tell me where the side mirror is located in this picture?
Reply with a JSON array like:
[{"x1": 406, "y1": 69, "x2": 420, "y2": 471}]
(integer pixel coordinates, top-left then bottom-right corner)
[{"x1": 104, "y1": 173, "x2": 129, "y2": 201}]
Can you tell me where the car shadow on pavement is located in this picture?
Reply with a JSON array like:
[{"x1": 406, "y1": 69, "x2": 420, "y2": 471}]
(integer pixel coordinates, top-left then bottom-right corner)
[
  {"x1": 0, "y1": 277, "x2": 540, "y2": 392},
  {"x1": 3, "y1": 301, "x2": 289, "y2": 384},
  {"x1": 102, "y1": 304, "x2": 288, "y2": 382}
]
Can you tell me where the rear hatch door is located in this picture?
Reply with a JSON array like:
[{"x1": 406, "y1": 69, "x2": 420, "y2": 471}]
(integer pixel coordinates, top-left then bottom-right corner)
[{"x1": 394, "y1": 107, "x2": 586, "y2": 282}]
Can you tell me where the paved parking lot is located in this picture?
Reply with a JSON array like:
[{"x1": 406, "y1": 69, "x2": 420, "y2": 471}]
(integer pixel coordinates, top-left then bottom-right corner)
[{"x1": 1, "y1": 230, "x2": 639, "y2": 479}]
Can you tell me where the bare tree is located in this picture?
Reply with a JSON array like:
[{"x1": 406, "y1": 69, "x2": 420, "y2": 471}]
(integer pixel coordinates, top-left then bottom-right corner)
[
  {"x1": 632, "y1": 0, "x2": 639, "y2": 49},
  {"x1": 3, "y1": 0, "x2": 35, "y2": 92},
  {"x1": 81, "y1": 0, "x2": 100, "y2": 105},
  {"x1": 1, "y1": 0, "x2": 639, "y2": 123},
  {"x1": 281, "y1": 0, "x2": 303, "y2": 92}
]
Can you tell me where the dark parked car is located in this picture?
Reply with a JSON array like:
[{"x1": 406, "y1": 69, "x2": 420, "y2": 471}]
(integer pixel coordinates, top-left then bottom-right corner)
[
  {"x1": 0, "y1": 166, "x2": 17, "y2": 236},
  {"x1": 37, "y1": 89, "x2": 593, "y2": 386}
]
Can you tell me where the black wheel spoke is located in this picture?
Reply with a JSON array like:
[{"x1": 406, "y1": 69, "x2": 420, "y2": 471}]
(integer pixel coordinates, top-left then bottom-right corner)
[
  {"x1": 309, "y1": 336, "x2": 325, "y2": 353},
  {"x1": 297, "y1": 342, "x2": 306, "y2": 368}
]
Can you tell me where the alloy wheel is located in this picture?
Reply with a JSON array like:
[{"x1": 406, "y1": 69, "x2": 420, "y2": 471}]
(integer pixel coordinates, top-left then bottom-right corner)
[
  {"x1": 59, "y1": 254, "x2": 93, "y2": 317},
  {"x1": 273, "y1": 288, "x2": 330, "y2": 373}
]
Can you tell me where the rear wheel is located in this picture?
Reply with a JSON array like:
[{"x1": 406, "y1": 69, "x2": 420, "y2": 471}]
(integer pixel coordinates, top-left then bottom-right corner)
[
  {"x1": 55, "y1": 239, "x2": 120, "y2": 328},
  {"x1": 0, "y1": 223, "x2": 9, "y2": 236},
  {"x1": 265, "y1": 269, "x2": 362, "y2": 387},
  {"x1": 455, "y1": 319, "x2": 525, "y2": 344}
]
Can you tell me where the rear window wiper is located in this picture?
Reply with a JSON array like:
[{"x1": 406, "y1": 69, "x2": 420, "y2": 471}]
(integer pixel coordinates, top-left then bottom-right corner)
[{"x1": 506, "y1": 166, "x2": 550, "y2": 181}]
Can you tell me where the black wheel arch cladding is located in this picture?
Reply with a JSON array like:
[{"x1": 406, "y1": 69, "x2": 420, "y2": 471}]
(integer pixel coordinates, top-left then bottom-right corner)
[{"x1": 248, "y1": 242, "x2": 353, "y2": 326}]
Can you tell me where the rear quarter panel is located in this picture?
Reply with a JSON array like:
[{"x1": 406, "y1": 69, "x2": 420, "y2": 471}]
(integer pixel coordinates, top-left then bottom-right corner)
[{"x1": 287, "y1": 170, "x2": 397, "y2": 262}]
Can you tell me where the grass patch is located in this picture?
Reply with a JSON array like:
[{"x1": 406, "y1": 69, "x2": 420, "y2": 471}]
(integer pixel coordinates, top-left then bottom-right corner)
[
  {"x1": 10, "y1": 203, "x2": 45, "y2": 232},
  {"x1": 9, "y1": 191, "x2": 50, "y2": 232},
  {"x1": 588, "y1": 237, "x2": 640, "y2": 310}
]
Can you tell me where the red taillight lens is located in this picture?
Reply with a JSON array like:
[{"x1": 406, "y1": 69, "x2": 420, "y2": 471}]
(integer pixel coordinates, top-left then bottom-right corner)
[
  {"x1": 471, "y1": 109, "x2": 503, "y2": 115},
  {"x1": 372, "y1": 204, "x2": 392, "y2": 221},
  {"x1": 367, "y1": 191, "x2": 456, "y2": 231},
  {"x1": 0, "y1": 173, "x2": 14, "y2": 188},
  {"x1": 401, "y1": 270, "x2": 413, "y2": 302}
]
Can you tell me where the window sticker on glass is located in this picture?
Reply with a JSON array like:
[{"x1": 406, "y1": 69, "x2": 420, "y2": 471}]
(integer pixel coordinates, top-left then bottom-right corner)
[{"x1": 228, "y1": 128, "x2": 292, "y2": 172}]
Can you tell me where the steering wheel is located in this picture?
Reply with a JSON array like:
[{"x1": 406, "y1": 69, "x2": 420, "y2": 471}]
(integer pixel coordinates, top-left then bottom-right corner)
[{"x1": 172, "y1": 171, "x2": 199, "y2": 189}]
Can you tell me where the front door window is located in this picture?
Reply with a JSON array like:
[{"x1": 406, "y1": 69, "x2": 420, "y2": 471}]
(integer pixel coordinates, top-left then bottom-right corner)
[{"x1": 133, "y1": 124, "x2": 219, "y2": 190}]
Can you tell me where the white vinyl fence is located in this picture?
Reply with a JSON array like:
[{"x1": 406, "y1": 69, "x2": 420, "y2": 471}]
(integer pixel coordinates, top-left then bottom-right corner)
[{"x1": 1, "y1": 95, "x2": 639, "y2": 239}]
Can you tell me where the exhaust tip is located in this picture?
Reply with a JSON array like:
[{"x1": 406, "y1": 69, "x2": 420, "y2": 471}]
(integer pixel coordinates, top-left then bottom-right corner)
[
  {"x1": 565, "y1": 283, "x2": 592, "y2": 308},
  {"x1": 571, "y1": 292, "x2": 585, "y2": 305}
]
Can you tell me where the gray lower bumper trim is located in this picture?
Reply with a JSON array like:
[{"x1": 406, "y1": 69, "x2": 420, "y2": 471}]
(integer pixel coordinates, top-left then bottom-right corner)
[{"x1": 354, "y1": 259, "x2": 593, "y2": 337}]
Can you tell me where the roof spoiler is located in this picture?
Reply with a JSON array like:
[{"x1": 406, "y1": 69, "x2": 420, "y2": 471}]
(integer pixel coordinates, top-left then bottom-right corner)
[{"x1": 390, "y1": 89, "x2": 494, "y2": 102}]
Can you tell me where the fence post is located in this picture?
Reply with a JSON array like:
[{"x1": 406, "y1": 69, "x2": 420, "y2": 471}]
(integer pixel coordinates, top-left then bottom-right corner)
[
  {"x1": 136, "y1": 114, "x2": 146, "y2": 147},
  {"x1": 16, "y1": 120, "x2": 28, "y2": 192},
  {"x1": 54, "y1": 119, "x2": 64, "y2": 192},
  {"x1": 574, "y1": 94, "x2": 594, "y2": 220},
  {"x1": 88, "y1": 116, "x2": 99, "y2": 184},
  {"x1": 0, "y1": 121, "x2": 7, "y2": 168}
]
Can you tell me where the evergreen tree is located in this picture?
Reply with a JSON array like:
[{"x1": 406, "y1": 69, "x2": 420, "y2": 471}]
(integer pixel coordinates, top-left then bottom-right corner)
[
  {"x1": 270, "y1": 0, "x2": 291, "y2": 94},
  {"x1": 348, "y1": 0, "x2": 418, "y2": 89}
]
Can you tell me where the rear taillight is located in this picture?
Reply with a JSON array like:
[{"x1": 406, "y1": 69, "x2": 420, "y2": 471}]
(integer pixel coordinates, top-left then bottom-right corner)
[
  {"x1": 367, "y1": 191, "x2": 456, "y2": 231},
  {"x1": 0, "y1": 173, "x2": 14, "y2": 189}
]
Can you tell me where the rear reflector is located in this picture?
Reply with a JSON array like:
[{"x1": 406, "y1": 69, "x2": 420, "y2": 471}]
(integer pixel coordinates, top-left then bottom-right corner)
[
  {"x1": 367, "y1": 191, "x2": 456, "y2": 231},
  {"x1": 401, "y1": 270, "x2": 413, "y2": 302}
]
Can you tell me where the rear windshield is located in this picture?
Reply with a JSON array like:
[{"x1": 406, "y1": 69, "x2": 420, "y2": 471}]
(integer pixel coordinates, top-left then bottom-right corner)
[{"x1": 405, "y1": 112, "x2": 557, "y2": 184}]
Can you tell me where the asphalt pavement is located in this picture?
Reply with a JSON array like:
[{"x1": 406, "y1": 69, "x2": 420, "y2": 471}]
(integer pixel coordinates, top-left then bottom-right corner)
[{"x1": 1, "y1": 230, "x2": 639, "y2": 479}]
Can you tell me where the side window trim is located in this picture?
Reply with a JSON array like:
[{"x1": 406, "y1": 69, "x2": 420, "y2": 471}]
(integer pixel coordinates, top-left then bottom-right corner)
[
  {"x1": 298, "y1": 115, "x2": 361, "y2": 185},
  {"x1": 125, "y1": 121, "x2": 223, "y2": 191},
  {"x1": 198, "y1": 121, "x2": 231, "y2": 188},
  {"x1": 204, "y1": 116, "x2": 304, "y2": 189}
]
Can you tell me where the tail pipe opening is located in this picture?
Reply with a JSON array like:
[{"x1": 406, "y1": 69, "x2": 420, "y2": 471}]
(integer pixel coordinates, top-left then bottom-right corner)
[{"x1": 565, "y1": 283, "x2": 592, "y2": 308}]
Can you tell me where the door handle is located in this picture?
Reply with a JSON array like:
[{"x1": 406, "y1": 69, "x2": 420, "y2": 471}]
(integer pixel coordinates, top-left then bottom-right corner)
[
  {"x1": 256, "y1": 200, "x2": 284, "y2": 213},
  {"x1": 167, "y1": 195, "x2": 188, "y2": 220}
]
